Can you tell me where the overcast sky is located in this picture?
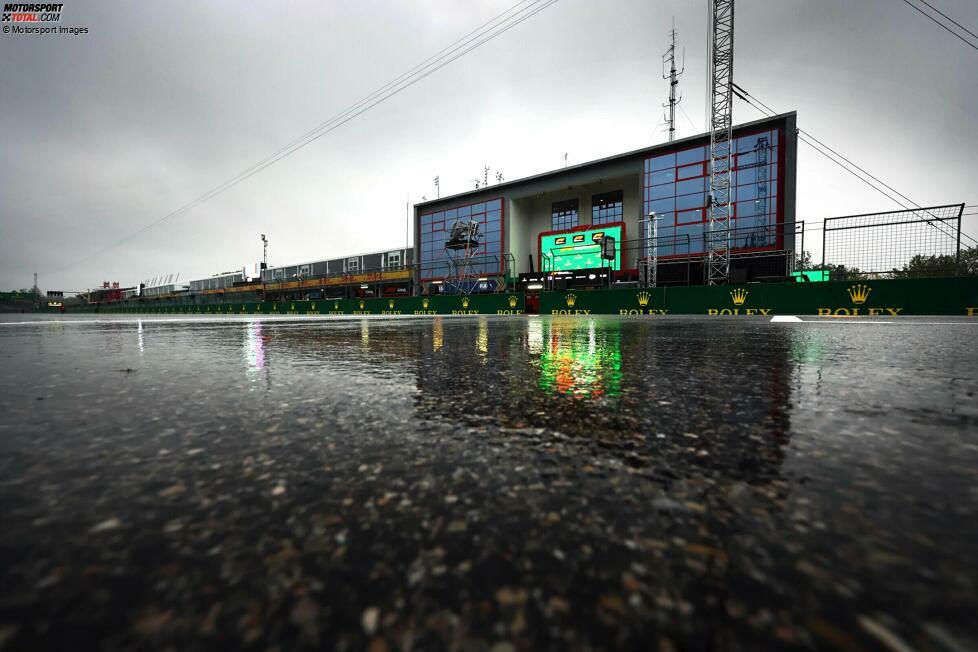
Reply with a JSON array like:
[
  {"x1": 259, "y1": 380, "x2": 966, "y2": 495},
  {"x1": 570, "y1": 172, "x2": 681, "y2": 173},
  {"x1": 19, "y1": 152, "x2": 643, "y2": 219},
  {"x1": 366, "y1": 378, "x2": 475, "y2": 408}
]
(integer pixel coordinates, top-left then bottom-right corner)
[{"x1": 1, "y1": 0, "x2": 975, "y2": 291}]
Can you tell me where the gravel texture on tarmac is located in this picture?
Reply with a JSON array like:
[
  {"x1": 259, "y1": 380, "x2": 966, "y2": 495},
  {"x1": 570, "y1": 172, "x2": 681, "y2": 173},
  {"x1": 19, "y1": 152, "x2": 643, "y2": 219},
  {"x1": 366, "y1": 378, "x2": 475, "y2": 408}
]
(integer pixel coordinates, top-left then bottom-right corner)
[{"x1": 0, "y1": 314, "x2": 976, "y2": 651}]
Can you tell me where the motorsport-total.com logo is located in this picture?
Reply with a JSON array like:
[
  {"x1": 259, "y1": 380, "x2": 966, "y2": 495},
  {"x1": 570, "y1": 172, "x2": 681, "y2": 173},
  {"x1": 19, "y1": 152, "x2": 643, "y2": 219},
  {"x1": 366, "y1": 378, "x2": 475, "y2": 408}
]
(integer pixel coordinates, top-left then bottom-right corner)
[
  {"x1": 2, "y1": 2, "x2": 89, "y2": 35},
  {"x1": 2, "y1": 3, "x2": 64, "y2": 22}
]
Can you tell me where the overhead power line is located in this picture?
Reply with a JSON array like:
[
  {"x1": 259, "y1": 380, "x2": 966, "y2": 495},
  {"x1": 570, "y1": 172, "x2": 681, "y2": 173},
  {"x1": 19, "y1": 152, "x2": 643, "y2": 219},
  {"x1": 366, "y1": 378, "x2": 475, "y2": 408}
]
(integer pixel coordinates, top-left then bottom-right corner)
[
  {"x1": 53, "y1": 0, "x2": 562, "y2": 274},
  {"x1": 677, "y1": 103, "x2": 699, "y2": 133},
  {"x1": 900, "y1": 0, "x2": 978, "y2": 51},
  {"x1": 732, "y1": 83, "x2": 977, "y2": 247},
  {"x1": 914, "y1": 0, "x2": 978, "y2": 39}
]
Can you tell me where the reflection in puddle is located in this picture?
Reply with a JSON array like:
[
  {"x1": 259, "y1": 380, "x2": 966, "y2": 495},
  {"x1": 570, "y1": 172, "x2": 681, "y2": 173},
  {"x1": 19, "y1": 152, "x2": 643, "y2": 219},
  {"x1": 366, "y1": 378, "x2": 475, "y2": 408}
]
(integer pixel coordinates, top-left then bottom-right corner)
[
  {"x1": 527, "y1": 317, "x2": 543, "y2": 355},
  {"x1": 476, "y1": 317, "x2": 488, "y2": 363},
  {"x1": 245, "y1": 320, "x2": 266, "y2": 380},
  {"x1": 536, "y1": 319, "x2": 622, "y2": 398},
  {"x1": 432, "y1": 318, "x2": 443, "y2": 352}
]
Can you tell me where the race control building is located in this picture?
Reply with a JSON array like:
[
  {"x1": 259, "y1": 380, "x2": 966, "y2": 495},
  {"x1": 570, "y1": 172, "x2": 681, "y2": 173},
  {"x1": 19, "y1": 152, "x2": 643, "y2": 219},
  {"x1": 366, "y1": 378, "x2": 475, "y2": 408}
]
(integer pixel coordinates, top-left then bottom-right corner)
[{"x1": 414, "y1": 112, "x2": 797, "y2": 290}]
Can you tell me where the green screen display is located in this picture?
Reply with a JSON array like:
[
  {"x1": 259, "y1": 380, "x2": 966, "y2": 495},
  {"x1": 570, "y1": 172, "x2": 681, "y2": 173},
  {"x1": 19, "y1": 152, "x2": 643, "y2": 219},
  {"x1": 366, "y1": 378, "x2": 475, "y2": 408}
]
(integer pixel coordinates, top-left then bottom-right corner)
[
  {"x1": 541, "y1": 225, "x2": 622, "y2": 272},
  {"x1": 791, "y1": 270, "x2": 830, "y2": 282}
]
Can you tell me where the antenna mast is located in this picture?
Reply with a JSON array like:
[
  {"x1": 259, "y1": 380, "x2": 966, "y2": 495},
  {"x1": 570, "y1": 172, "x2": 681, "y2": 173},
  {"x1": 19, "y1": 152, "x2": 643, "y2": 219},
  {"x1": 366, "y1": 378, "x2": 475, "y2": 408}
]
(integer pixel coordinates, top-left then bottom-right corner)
[
  {"x1": 662, "y1": 18, "x2": 685, "y2": 142},
  {"x1": 707, "y1": 0, "x2": 735, "y2": 285}
]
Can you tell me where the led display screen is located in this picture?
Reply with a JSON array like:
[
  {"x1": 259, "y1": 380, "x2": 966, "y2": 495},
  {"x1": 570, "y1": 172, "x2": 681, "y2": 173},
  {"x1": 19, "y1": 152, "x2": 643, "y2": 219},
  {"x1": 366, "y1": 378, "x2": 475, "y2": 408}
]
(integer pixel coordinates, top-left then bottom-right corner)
[{"x1": 540, "y1": 225, "x2": 622, "y2": 271}]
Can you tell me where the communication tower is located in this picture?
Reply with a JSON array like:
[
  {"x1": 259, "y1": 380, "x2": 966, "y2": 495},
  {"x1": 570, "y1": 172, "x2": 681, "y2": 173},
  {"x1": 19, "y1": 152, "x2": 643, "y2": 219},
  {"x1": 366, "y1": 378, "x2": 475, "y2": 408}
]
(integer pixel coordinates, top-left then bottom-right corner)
[{"x1": 662, "y1": 19, "x2": 685, "y2": 142}]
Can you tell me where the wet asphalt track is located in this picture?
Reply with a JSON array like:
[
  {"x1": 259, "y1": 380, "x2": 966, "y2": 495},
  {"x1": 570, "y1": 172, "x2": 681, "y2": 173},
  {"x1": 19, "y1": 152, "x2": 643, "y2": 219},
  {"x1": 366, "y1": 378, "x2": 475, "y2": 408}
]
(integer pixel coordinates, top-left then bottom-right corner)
[{"x1": 0, "y1": 314, "x2": 976, "y2": 651}]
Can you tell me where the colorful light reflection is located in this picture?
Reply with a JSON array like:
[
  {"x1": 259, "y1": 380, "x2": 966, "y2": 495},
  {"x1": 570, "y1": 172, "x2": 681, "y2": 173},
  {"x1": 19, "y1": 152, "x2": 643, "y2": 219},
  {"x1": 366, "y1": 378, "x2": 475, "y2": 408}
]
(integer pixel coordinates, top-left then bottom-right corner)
[{"x1": 535, "y1": 321, "x2": 623, "y2": 398}]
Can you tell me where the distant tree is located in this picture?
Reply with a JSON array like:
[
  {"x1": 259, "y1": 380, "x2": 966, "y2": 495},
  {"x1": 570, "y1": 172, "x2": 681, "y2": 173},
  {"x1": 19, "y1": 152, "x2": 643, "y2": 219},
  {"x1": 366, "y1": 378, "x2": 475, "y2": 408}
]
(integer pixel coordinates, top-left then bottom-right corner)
[
  {"x1": 795, "y1": 250, "x2": 864, "y2": 278},
  {"x1": 833, "y1": 264, "x2": 863, "y2": 279},
  {"x1": 890, "y1": 247, "x2": 978, "y2": 278},
  {"x1": 961, "y1": 246, "x2": 978, "y2": 275},
  {"x1": 795, "y1": 249, "x2": 814, "y2": 270},
  {"x1": 891, "y1": 254, "x2": 956, "y2": 278}
]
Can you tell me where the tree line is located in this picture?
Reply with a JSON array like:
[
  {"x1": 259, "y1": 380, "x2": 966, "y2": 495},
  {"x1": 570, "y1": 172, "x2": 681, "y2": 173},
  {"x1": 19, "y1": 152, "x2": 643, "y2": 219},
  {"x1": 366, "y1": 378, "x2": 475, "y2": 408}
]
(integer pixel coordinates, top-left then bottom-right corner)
[{"x1": 795, "y1": 247, "x2": 978, "y2": 279}]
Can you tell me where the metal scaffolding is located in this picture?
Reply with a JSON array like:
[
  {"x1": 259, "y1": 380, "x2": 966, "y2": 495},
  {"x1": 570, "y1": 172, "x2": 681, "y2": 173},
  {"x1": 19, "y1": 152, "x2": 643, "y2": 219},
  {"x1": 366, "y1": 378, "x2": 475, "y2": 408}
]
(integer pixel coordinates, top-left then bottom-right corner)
[
  {"x1": 707, "y1": 0, "x2": 735, "y2": 285},
  {"x1": 443, "y1": 220, "x2": 482, "y2": 295}
]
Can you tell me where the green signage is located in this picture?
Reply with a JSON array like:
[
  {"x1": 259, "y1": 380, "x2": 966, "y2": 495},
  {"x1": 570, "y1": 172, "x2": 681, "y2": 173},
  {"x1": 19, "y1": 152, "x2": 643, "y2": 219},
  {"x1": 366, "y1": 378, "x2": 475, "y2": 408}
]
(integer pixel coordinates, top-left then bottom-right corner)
[
  {"x1": 539, "y1": 277, "x2": 978, "y2": 316},
  {"x1": 541, "y1": 225, "x2": 622, "y2": 272},
  {"x1": 102, "y1": 293, "x2": 526, "y2": 316},
  {"x1": 73, "y1": 276, "x2": 978, "y2": 317},
  {"x1": 791, "y1": 270, "x2": 829, "y2": 282}
]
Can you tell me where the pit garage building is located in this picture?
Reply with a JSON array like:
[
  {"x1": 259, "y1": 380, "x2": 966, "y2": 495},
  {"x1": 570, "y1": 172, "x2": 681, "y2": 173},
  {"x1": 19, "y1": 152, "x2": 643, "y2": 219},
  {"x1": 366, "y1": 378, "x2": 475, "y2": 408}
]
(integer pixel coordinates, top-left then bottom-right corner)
[{"x1": 414, "y1": 112, "x2": 797, "y2": 291}]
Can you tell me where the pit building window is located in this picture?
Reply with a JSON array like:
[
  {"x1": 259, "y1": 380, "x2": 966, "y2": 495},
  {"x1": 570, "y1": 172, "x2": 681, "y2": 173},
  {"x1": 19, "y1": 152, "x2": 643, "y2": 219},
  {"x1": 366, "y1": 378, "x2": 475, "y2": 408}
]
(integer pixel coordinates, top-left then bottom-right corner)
[
  {"x1": 643, "y1": 129, "x2": 780, "y2": 257},
  {"x1": 551, "y1": 199, "x2": 579, "y2": 231},
  {"x1": 592, "y1": 191, "x2": 623, "y2": 225},
  {"x1": 419, "y1": 198, "x2": 504, "y2": 281}
]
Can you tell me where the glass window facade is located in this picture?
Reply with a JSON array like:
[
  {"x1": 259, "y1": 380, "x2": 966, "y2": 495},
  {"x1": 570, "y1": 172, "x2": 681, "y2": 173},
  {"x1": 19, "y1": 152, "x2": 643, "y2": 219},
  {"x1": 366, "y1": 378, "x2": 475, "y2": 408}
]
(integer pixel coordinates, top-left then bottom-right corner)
[
  {"x1": 419, "y1": 198, "x2": 504, "y2": 280},
  {"x1": 258, "y1": 250, "x2": 411, "y2": 281},
  {"x1": 592, "y1": 191, "x2": 623, "y2": 225},
  {"x1": 189, "y1": 273, "x2": 243, "y2": 292},
  {"x1": 643, "y1": 129, "x2": 780, "y2": 257},
  {"x1": 551, "y1": 199, "x2": 578, "y2": 231}
]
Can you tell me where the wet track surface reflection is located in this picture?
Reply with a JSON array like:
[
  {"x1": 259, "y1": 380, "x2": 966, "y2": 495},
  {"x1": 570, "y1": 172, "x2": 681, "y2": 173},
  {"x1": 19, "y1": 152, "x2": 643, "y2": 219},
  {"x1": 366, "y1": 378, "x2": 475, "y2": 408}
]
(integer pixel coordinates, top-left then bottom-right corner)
[{"x1": 0, "y1": 315, "x2": 976, "y2": 651}]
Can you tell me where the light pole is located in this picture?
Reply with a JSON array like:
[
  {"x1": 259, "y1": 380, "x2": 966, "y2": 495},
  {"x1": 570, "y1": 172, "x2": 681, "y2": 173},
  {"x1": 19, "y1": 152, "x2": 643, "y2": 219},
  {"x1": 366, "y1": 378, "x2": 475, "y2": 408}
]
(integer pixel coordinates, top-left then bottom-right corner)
[{"x1": 260, "y1": 233, "x2": 268, "y2": 302}]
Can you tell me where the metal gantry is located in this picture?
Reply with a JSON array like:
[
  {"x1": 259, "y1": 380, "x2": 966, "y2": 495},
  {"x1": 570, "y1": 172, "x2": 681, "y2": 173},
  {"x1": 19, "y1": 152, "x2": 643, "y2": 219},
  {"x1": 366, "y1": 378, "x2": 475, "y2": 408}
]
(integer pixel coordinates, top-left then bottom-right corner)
[
  {"x1": 707, "y1": 0, "x2": 735, "y2": 285},
  {"x1": 643, "y1": 212, "x2": 662, "y2": 288}
]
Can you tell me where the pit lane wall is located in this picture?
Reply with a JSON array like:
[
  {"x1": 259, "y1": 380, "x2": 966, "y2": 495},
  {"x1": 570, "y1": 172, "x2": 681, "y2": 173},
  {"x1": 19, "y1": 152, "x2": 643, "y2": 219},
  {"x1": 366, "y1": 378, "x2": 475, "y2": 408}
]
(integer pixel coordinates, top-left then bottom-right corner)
[
  {"x1": 101, "y1": 293, "x2": 525, "y2": 315},
  {"x1": 541, "y1": 277, "x2": 978, "y2": 316}
]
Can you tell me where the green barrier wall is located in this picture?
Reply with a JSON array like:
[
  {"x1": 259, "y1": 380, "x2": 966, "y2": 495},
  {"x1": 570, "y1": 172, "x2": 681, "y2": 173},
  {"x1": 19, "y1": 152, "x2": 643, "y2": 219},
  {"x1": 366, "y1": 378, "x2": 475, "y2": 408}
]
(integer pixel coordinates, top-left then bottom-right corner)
[
  {"x1": 77, "y1": 277, "x2": 978, "y2": 316},
  {"x1": 105, "y1": 293, "x2": 525, "y2": 316},
  {"x1": 540, "y1": 277, "x2": 978, "y2": 316}
]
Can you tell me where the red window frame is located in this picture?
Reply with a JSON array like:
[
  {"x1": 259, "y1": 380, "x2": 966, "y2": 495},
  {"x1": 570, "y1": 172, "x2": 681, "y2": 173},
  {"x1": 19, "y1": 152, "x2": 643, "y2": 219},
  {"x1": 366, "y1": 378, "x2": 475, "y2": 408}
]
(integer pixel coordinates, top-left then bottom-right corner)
[
  {"x1": 676, "y1": 162, "x2": 706, "y2": 180},
  {"x1": 675, "y1": 208, "x2": 705, "y2": 226},
  {"x1": 417, "y1": 197, "x2": 505, "y2": 282},
  {"x1": 642, "y1": 125, "x2": 786, "y2": 259}
]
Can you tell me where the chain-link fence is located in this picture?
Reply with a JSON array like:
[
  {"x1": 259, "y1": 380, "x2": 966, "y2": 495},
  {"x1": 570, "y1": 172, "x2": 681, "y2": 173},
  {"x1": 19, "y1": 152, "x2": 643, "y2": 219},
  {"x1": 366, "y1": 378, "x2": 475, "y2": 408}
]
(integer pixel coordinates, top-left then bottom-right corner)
[{"x1": 820, "y1": 204, "x2": 966, "y2": 278}]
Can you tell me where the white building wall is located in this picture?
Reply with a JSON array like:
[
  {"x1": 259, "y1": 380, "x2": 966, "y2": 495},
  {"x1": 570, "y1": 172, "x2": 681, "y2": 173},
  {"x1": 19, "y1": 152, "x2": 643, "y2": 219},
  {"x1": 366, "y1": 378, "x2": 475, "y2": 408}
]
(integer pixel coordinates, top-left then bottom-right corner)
[
  {"x1": 506, "y1": 199, "x2": 531, "y2": 275},
  {"x1": 507, "y1": 175, "x2": 642, "y2": 274}
]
